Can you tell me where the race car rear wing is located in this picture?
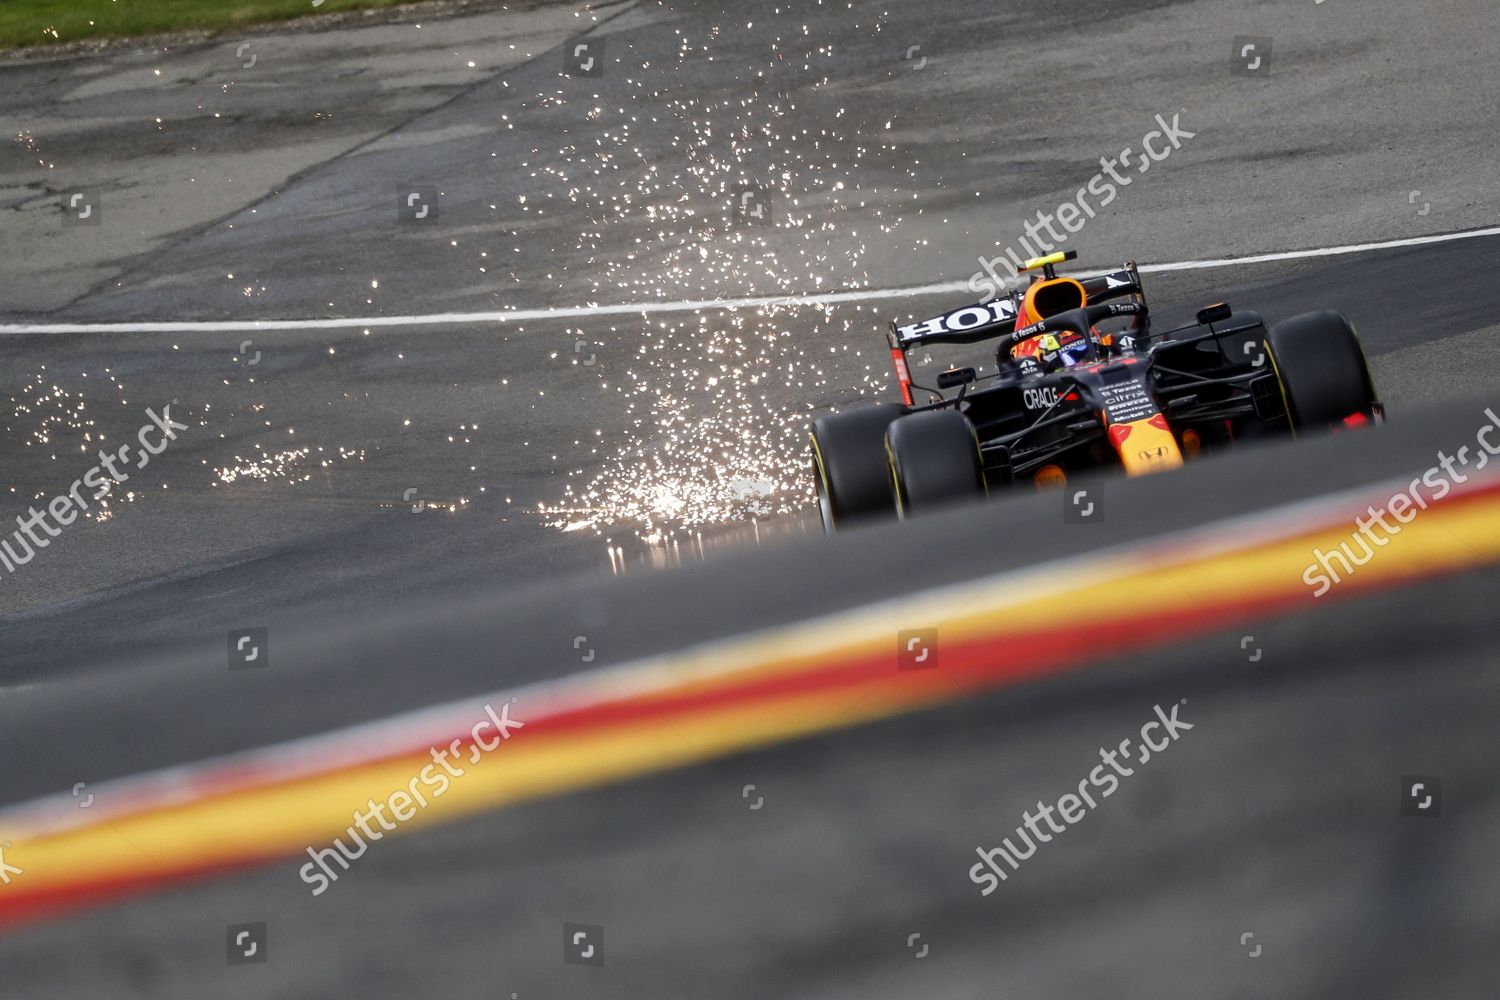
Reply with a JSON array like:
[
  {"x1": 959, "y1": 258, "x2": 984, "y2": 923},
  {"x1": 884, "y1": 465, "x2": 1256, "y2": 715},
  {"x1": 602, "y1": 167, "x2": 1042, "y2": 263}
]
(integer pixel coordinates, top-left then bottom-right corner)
[
  {"x1": 1078, "y1": 265, "x2": 1143, "y2": 303},
  {"x1": 890, "y1": 298, "x2": 1019, "y2": 348},
  {"x1": 890, "y1": 264, "x2": 1142, "y2": 349},
  {"x1": 885, "y1": 260, "x2": 1144, "y2": 404}
]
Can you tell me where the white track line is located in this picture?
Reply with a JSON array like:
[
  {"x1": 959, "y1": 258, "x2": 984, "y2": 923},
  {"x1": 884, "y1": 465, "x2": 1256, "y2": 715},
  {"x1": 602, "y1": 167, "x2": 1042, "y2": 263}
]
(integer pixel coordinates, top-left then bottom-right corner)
[{"x1": 4, "y1": 226, "x2": 1497, "y2": 335}]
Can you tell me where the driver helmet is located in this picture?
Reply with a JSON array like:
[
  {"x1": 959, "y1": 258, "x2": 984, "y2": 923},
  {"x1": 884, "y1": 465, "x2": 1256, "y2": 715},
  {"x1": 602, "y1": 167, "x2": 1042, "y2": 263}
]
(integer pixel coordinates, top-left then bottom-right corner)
[{"x1": 1031, "y1": 332, "x2": 1092, "y2": 370}]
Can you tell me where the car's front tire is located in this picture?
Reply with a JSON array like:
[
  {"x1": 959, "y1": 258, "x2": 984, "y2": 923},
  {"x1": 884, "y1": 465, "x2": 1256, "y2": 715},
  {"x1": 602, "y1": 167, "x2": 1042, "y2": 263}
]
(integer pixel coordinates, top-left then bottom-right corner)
[
  {"x1": 1263, "y1": 310, "x2": 1379, "y2": 432},
  {"x1": 885, "y1": 410, "x2": 987, "y2": 519},
  {"x1": 809, "y1": 403, "x2": 908, "y2": 532}
]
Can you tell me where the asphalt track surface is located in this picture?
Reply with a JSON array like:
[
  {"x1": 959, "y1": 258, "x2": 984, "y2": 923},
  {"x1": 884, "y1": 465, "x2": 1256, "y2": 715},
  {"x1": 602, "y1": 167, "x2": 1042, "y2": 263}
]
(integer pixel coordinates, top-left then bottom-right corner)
[{"x1": 1, "y1": 0, "x2": 1498, "y2": 997}]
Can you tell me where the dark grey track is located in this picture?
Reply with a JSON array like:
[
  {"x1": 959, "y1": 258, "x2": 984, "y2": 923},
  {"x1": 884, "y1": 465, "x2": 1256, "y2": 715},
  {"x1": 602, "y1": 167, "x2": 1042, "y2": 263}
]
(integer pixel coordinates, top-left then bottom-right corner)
[{"x1": 0, "y1": 0, "x2": 1497, "y2": 996}]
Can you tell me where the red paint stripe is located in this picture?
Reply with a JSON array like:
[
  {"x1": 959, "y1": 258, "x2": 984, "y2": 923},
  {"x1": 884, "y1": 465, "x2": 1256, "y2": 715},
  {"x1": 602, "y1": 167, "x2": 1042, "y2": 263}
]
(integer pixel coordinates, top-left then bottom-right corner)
[{"x1": 0, "y1": 852, "x2": 279, "y2": 931}]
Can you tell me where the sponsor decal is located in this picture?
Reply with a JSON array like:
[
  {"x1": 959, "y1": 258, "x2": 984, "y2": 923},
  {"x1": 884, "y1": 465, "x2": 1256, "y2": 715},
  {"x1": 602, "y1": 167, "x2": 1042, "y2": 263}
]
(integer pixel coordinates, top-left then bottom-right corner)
[
  {"x1": 891, "y1": 350, "x2": 912, "y2": 384},
  {"x1": 1014, "y1": 320, "x2": 1047, "y2": 341},
  {"x1": 898, "y1": 298, "x2": 1016, "y2": 342},
  {"x1": 1024, "y1": 386, "x2": 1061, "y2": 410},
  {"x1": 1099, "y1": 380, "x2": 1156, "y2": 424}
]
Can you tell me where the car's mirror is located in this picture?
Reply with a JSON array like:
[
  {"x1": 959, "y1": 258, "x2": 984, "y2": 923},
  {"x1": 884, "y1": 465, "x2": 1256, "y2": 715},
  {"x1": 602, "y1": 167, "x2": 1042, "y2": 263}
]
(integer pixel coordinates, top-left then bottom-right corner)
[
  {"x1": 1196, "y1": 302, "x2": 1233, "y2": 325},
  {"x1": 937, "y1": 367, "x2": 977, "y2": 389}
]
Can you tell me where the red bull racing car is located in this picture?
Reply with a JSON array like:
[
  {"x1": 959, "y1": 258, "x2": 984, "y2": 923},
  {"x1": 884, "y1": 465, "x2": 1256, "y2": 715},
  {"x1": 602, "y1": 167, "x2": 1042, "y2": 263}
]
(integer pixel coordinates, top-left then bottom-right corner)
[{"x1": 809, "y1": 250, "x2": 1382, "y2": 531}]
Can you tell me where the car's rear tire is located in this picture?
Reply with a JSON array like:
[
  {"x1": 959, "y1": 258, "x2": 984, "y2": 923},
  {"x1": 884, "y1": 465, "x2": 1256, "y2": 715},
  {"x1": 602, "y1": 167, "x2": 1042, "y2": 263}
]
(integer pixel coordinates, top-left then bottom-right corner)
[
  {"x1": 1263, "y1": 310, "x2": 1379, "y2": 432},
  {"x1": 809, "y1": 403, "x2": 908, "y2": 532},
  {"x1": 885, "y1": 410, "x2": 987, "y2": 519}
]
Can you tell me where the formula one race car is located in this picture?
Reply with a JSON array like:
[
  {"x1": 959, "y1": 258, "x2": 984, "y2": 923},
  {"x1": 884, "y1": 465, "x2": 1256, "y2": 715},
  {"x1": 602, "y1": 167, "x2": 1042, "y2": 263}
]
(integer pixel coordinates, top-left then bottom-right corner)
[{"x1": 809, "y1": 250, "x2": 1382, "y2": 531}]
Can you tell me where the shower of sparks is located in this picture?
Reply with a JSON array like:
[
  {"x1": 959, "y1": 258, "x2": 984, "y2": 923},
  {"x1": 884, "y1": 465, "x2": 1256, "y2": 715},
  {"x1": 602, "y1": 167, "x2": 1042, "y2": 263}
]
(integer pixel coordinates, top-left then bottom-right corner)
[
  {"x1": 7, "y1": 13, "x2": 935, "y2": 544},
  {"x1": 13, "y1": 130, "x2": 55, "y2": 170},
  {"x1": 4, "y1": 368, "x2": 134, "y2": 520},
  {"x1": 392, "y1": 497, "x2": 472, "y2": 514},
  {"x1": 213, "y1": 442, "x2": 366, "y2": 485},
  {"x1": 214, "y1": 446, "x2": 310, "y2": 484},
  {"x1": 532, "y1": 13, "x2": 916, "y2": 536}
]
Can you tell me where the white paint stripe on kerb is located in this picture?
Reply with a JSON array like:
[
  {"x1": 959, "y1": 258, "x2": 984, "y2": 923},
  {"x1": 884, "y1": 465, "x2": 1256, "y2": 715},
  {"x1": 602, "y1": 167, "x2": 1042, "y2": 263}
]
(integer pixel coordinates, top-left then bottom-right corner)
[{"x1": 3, "y1": 226, "x2": 1498, "y2": 335}]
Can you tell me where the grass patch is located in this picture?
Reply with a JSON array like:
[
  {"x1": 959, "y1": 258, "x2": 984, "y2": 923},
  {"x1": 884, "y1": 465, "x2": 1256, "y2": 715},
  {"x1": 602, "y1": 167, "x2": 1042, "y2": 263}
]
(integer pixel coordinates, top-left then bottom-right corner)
[{"x1": 0, "y1": 0, "x2": 427, "y2": 50}]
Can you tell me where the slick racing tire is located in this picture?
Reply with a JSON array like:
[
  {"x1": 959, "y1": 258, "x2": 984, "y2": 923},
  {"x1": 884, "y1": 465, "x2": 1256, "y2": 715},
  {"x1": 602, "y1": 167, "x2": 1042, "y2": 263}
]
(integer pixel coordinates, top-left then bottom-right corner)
[
  {"x1": 809, "y1": 403, "x2": 908, "y2": 532},
  {"x1": 885, "y1": 410, "x2": 987, "y2": 519},
  {"x1": 1263, "y1": 310, "x2": 1380, "y2": 432}
]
